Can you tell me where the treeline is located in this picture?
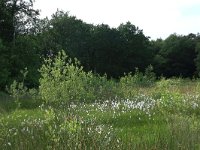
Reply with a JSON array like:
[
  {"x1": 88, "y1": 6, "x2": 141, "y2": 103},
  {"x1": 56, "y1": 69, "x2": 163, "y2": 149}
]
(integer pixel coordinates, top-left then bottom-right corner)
[{"x1": 0, "y1": 0, "x2": 200, "y2": 90}]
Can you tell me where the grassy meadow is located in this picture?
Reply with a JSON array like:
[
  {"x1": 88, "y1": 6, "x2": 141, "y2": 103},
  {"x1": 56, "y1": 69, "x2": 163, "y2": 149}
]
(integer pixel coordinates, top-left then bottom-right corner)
[{"x1": 1, "y1": 52, "x2": 200, "y2": 149}]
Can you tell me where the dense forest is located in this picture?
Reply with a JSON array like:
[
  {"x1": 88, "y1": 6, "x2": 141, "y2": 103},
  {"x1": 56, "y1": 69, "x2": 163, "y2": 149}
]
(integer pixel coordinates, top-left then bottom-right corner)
[{"x1": 1, "y1": 0, "x2": 200, "y2": 90}]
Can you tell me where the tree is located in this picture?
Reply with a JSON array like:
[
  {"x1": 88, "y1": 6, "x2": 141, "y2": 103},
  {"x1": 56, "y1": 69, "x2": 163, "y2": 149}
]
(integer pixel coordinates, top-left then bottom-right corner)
[
  {"x1": 9, "y1": 35, "x2": 41, "y2": 87},
  {"x1": 156, "y1": 34, "x2": 197, "y2": 77},
  {"x1": 0, "y1": 39, "x2": 10, "y2": 90},
  {"x1": 41, "y1": 14, "x2": 155, "y2": 78},
  {"x1": 89, "y1": 24, "x2": 126, "y2": 77},
  {"x1": 118, "y1": 22, "x2": 154, "y2": 73},
  {"x1": 42, "y1": 11, "x2": 94, "y2": 70},
  {"x1": 0, "y1": 0, "x2": 40, "y2": 89},
  {"x1": 151, "y1": 38, "x2": 166, "y2": 76},
  {"x1": 195, "y1": 37, "x2": 200, "y2": 76},
  {"x1": 0, "y1": 0, "x2": 39, "y2": 43}
]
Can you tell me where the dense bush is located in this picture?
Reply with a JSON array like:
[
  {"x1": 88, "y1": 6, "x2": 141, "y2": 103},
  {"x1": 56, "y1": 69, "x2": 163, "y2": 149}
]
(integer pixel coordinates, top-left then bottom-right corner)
[
  {"x1": 119, "y1": 66, "x2": 156, "y2": 99},
  {"x1": 39, "y1": 51, "x2": 94, "y2": 103},
  {"x1": 39, "y1": 51, "x2": 158, "y2": 104},
  {"x1": 39, "y1": 50, "x2": 119, "y2": 104}
]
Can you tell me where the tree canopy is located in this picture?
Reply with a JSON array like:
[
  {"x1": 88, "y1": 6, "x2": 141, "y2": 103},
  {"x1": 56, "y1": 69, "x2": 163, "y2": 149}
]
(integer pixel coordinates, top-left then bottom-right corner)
[{"x1": 1, "y1": 4, "x2": 200, "y2": 90}]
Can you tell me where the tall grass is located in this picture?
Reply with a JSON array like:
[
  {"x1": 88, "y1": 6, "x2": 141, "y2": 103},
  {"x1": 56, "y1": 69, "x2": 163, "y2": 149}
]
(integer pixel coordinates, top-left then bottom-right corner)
[{"x1": 1, "y1": 51, "x2": 200, "y2": 149}]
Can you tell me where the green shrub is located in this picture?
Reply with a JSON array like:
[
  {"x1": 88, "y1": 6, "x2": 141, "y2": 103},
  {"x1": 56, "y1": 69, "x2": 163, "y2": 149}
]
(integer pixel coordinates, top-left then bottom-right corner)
[
  {"x1": 39, "y1": 50, "x2": 97, "y2": 104},
  {"x1": 119, "y1": 66, "x2": 156, "y2": 99},
  {"x1": 6, "y1": 68, "x2": 41, "y2": 110}
]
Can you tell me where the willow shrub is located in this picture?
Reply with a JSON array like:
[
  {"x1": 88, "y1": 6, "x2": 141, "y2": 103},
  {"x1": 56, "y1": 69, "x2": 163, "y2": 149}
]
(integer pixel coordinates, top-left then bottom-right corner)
[
  {"x1": 39, "y1": 50, "x2": 120, "y2": 104},
  {"x1": 39, "y1": 51, "x2": 97, "y2": 104},
  {"x1": 39, "y1": 50, "x2": 157, "y2": 104}
]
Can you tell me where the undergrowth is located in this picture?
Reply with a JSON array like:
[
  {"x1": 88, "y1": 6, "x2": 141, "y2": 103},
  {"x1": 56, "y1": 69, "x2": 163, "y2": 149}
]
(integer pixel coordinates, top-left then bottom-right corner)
[{"x1": 1, "y1": 51, "x2": 200, "y2": 149}]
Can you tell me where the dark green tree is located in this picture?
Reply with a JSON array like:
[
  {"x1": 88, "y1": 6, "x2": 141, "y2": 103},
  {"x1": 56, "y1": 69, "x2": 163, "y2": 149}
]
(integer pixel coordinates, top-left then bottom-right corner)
[
  {"x1": 118, "y1": 22, "x2": 154, "y2": 73},
  {"x1": 0, "y1": 0, "x2": 40, "y2": 89},
  {"x1": 42, "y1": 11, "x2": 94, "y2": 70},
  {"x1": 9, "y1": 35, "x2": 41, "y2": 87},
  {"x1": 151, "y1": 38, "x2": 165, "y2": 76},
  {"x1": 0, "y1": 0, "x2": 39, "y2": 43},
  {"x1": 155, "y1": 34, "x2": 197, "y2": 77},
  {"x1": 195, "y1": 34, "x2": 200, "y2": 76},
  {"x1": 40, "y1": 13, "x2": 155, "y2": 78},
  {"x1": 0, "y1": 39, "x2": 10, "y2": 90},
  {"x1": 90, "y1": 24, "x2": 126, "y2": 77}
]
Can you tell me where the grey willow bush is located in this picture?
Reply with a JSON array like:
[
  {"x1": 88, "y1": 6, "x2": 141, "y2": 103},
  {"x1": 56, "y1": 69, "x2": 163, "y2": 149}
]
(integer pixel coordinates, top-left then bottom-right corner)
[{"x1": 39, "y1": 50, "x2": 98, "y2": 104}]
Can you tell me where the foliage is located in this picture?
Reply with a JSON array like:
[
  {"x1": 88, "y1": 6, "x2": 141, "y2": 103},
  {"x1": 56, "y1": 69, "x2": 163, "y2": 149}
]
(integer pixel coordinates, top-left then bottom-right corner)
[
  {"x1": 118, "y1": 22, "x2": 155, "y2": 73},
  {"x1": 39, "y1": 50, "x2": 95, "y2": 103},
  {"x1": 39, "y1": 50, "x2": 157, "y2": 104},
  {"x1": 119, "y1": 66, "x2": 156, "y2": 99},
  {"x1": 9, "y1": 35, "x2": 41, "y2": 88},
  {"x1": 42, "y1": 12, "x2": 156, "y2": 78},
  {"x1": 0, "y1": 39, "x2": 10, "y2": 90},
  {"x1": 1, "y1": 6, "x2": 200, "y2": 92},
  {"x1": 6, "y1": 68, "x2": 40, "y2": 109},
  {"x1": 0, "y1": 0, "x2": 39, "y2": 42},
  {"x1": 195, "y1": 42, "x2": 200, "y2": 76},
  {"x1": 1, "y1": 78, "x2": 200, "y2": 149},
  {"x1": 154, "y1": 34, "x2": 198, "y2": 77},
  {"x1": 2, "y1": 3, "x2": 200, "y2": 149},
  {"x1": 0, "y1": 0, "x2": 40, "y2": 90}
]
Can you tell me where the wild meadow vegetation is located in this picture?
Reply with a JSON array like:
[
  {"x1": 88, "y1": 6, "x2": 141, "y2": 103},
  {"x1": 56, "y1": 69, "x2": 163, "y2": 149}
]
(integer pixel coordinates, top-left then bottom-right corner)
[
  {"x1": 1, "y1": 51, "x2": 200, "y2": 149},
  {"x1": 1, "y1": 1, "x2": 200, "y2": 149}
]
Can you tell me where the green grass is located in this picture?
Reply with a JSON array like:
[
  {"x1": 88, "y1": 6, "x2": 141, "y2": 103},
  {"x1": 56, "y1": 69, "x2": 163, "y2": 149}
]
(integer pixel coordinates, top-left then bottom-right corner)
[{"x1": 1, "y1": 78, "x2": 200, "y2": 149}]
